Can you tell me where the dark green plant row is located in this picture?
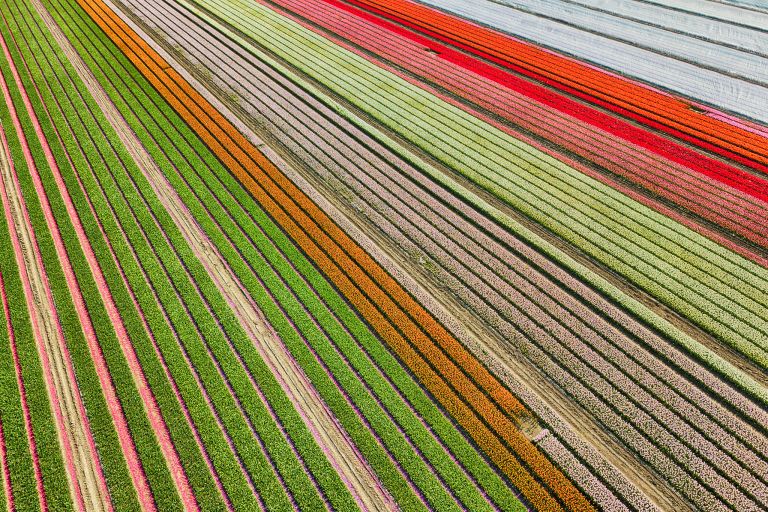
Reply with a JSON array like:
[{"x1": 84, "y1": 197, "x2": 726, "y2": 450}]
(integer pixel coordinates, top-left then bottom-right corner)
[
  {"x1": 3, "y1": 2, "x2": 284, "y2": 509},
  {"x1": 3, "y1": 2, "x2": 267, "y2": 510},
  {"x1": 0, "y1": 2, "x2": 194, "y2": 509}
]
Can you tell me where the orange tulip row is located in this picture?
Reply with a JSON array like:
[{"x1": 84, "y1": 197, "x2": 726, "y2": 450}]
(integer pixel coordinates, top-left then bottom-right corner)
[{"x1": 77, "y1": 0, "x2": 595, "y2": 509}]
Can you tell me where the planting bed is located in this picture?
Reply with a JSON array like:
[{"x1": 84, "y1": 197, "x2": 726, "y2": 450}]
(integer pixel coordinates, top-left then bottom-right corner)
[{"x1": 0, "y1": 0, "x2": 765, "y2": 510}]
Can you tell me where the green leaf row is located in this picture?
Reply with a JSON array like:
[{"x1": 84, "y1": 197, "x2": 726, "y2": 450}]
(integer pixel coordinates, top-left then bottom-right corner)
[
  {"x1": 8, "y1": 0, "x2": 366, "y2": 510},
  {"x1": 0, "y1": 102, "x2": 52, "y2": 512},
  {"x1": 4, "y1": 0, "x2": 354, "y2": 509}
]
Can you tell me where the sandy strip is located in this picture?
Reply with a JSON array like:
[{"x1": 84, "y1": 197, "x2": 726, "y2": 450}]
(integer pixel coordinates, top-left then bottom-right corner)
[
  {"x1": 0, "y1": 12, "x2": 187, "y2": 511},
  {"x1": 0, "y1": 34, "x2": 117, "y2": 510},
  {"x1": 69, "y1": 1, "x2": 396, "y2": 508}
]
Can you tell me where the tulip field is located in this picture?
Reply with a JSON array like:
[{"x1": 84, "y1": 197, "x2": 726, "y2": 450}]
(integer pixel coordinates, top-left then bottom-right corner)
[{"x1": 0, "y1": 0, "x2": 765, "y2": 510}]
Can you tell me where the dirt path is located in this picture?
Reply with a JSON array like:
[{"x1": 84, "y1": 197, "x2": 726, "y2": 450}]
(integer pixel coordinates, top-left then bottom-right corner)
[
  {"x1": 46, "y1": 1, "x2": 396, "y2": 509},
  {"x1": 0, "y1": 76, "x2": 110, "y2": 511}
]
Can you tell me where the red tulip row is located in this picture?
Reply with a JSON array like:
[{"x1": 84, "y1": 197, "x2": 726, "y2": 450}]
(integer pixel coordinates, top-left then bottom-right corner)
[{"x1": 283, "y1": 0, "x2": 768, "y2": 252}]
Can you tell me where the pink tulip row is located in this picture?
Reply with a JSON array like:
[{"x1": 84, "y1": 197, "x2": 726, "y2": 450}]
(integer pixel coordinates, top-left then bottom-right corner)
[{"x1": 258, "y1": 68, "x2": 767, "y2": 508}]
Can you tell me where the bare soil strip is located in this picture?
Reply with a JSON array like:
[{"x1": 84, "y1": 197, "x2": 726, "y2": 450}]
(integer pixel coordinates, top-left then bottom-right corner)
[{"x1": 50, "y1": 1, "x2": 396, "y2": 509}]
